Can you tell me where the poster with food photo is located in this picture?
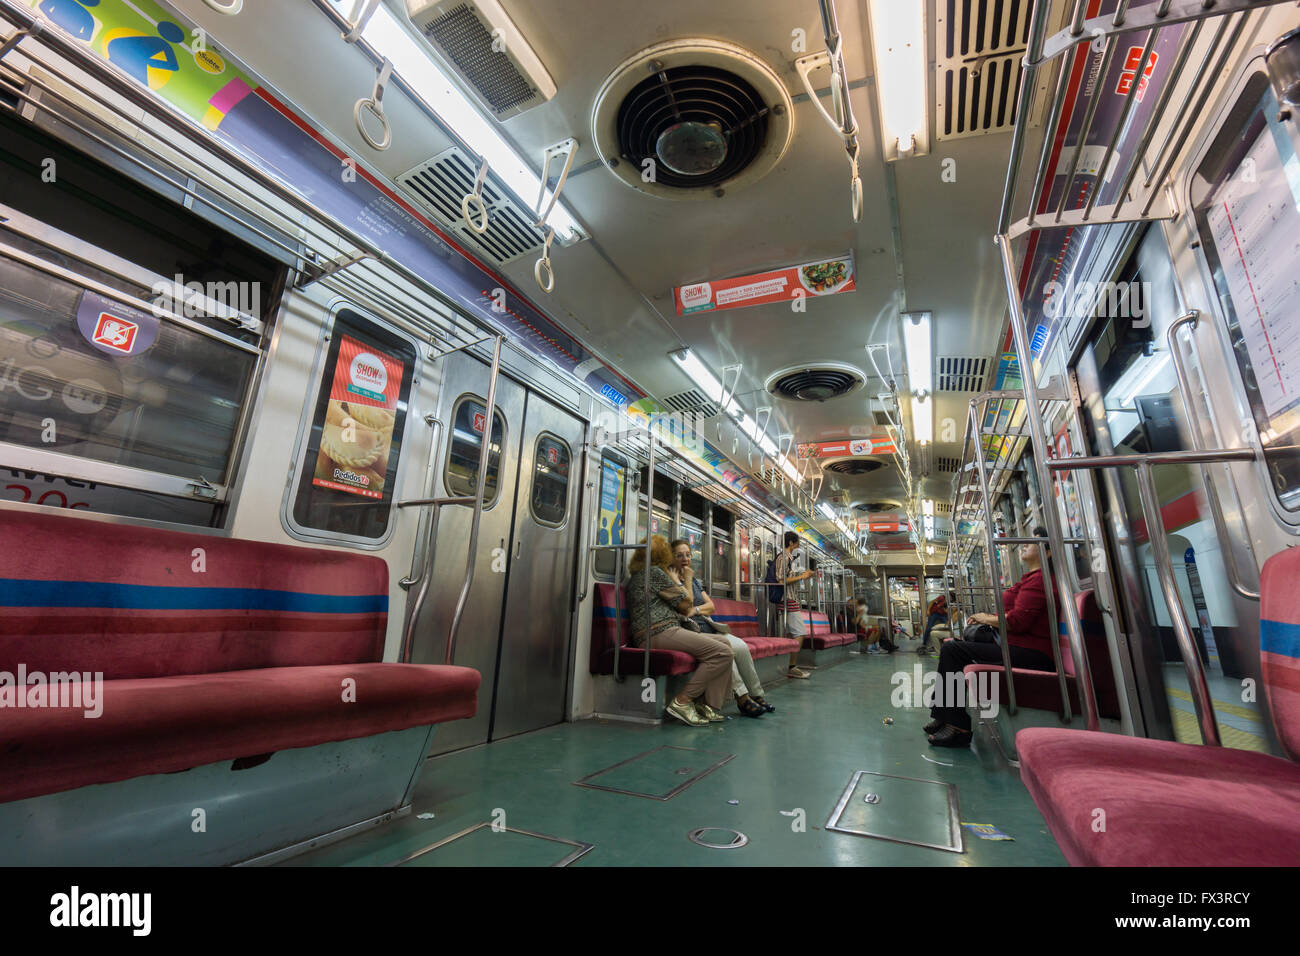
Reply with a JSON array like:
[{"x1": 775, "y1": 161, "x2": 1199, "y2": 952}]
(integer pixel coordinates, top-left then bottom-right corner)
[{"x1": 311, "y1": 335, "x2": 405, "y2": 500}]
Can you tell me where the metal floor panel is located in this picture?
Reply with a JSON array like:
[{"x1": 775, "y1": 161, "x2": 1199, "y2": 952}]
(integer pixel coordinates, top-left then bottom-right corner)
[
  {"x1": 573, "y1": 745, "x2": 735, "y2": 800},
  {"x1": 825, "y1": 770, "x2": 964, "y2": 853},
  {"x1": 389, "y1": 823, "x2": 593, "y2": 867}
]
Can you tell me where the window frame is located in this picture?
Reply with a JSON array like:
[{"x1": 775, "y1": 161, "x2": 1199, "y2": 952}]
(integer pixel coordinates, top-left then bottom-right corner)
[
  {"x1": 443, "y1": 392, "x2": 509, "y2": 511},
  {"x1": 0, "y1": 204, "x2": 275, "y2": 528},
  {"x1": 527, "y1": 430, "x2": 572, "y2": 529}
]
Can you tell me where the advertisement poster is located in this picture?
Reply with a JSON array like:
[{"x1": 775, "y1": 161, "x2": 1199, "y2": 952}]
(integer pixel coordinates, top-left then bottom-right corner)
[
  {"x1": 797, "y1": 433, "x2": 896, "y2": 459},
  {"x1": 674, "y1": 254, "x2": 856, "y2": 315},
  {"x1": 311, "y1": 335, "x2": 405, "y2": 499},
  {"x1": 597, "y1": 458, "x2": 625, "y2": 546}
]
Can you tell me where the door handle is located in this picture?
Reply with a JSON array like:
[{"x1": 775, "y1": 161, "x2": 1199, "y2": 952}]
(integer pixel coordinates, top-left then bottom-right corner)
[{"x1": 514, "y1": 540, "x2": 522, "y2": 560}]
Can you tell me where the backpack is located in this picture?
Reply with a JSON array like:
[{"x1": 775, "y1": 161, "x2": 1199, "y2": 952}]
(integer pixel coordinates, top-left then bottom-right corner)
[{"x1": 763, "y1": 557, "x2": 785, "y2": 604}]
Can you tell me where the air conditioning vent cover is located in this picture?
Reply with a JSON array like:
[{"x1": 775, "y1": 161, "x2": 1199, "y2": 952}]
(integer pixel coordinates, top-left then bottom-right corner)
[
  {"x1": 398, "y1": 147, "x2": 545, "y2": 265},
  {"x1": 824, "y1": 458, "x2": 886, "y2": 476},
  {"x1": 937, "y1": 355, "x2": 990, "y2": 392},
  {"x1": 406, "y1": 0, "x2": 556, "y2": 120},
  {"x1": 660, "y1": 388, "x2": 722, "y2": 418},
  {"x1": 592, "y1": 39, "x2": 794, "y2": 200},
  {"x1": 766, "y1": 364, "x2": 865, "y2": 403},
  {"x1": 934, "y1": 0, "x2": 1031, "y2": 140}
]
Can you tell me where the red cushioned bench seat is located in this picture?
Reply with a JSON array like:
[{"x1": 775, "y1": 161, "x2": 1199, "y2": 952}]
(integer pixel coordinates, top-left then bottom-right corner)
[
  {"x1": 1, "y1": 664, "x2": 479, "y2": 805},
  {"x1": 0, "y1": 510, "x2": 480, "y2": 804},
  {"x1": 710, "y1": 597, "x2": 800, "y2": 657},
  {"x1": 963, "y1": 590, "x2": 1122, "y2": 719},
  {"x1": 804, "y1": 611, "x2": 856, "y2": 649},
  {"x1": 1017, "y1": 548, "x2": 1300, "y2": 866},
  {"x1": 1017, "y1": 728, "x2": 1300, "y2": 866},
  {"x1": 590, "y1": 583, "x2": 694, "y2": 675}
]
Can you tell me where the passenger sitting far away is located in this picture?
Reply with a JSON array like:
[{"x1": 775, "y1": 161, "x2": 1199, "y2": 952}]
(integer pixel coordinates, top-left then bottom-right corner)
[
  {"x1": 924, "y1": 528, "x2": 1059, "y2": 748},
  {"x1": 774, "y1": 531, "x2": 817, "y2": 679},
  {"x1": 625, "y1": 535, "x2": 734, "y2": 727},
  {"x1": 668, "y1": 539, "x2": 773, "y2": 718}
]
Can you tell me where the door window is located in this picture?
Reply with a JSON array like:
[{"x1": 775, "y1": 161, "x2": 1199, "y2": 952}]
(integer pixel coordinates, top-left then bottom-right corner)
[
  {"x1": 444, "y1": 395, "x2": 506, "y2": 507},
  {"x1": 529, "y1": 433, "x2": 571, "y2": 527}
]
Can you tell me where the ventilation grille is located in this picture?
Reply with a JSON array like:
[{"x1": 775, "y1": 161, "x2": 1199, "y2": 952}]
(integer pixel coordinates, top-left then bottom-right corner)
[
  {"x1": 397, "y1": 148, "x2": 545, "y2": 265},
  {"x1": 937, "y1": 355, "x2": 991, "y2": 392},
  {"x1": 769, "y1": 367, "x2": 863, "y2": 402},
  {"x1": 617, "y1": 66, "x2": 769, "y2": 189},
  {"x1": 824, "y1": 459, "x2": 885, "y2": 476},
  {"x1": 873, "y1": 410, "x2": 894, "y2": 427},
  {"x1": 419, "y1": 4, "x2": 545, "y2": 117},
  {"x1": 660, "y1": 388, "x2": 721, "y2": 418},
  {"x1": 936, "y1": 501, "x2": 953, "y2": 515},
  {"x1": 935, "y1": 0, "x2": 1031, "y2": 141},
  {"x1": 936, "y1": 456, "x2": 962, "y2": 472}
]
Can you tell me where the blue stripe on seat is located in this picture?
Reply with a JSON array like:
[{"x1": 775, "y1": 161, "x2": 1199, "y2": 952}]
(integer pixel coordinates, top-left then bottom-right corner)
[
  {"x1": 594, "y1": 604, "x2": 630, "y2": 619},
  {"x1": 710, "y1": 614, "x2": 754, "y2": 623},
  {"x1": 1261, "y1": 619, "x2": 1300, "y2": 658},
  {"x1": 0, "y1": 578, "x2": 387, "y2": 614}
]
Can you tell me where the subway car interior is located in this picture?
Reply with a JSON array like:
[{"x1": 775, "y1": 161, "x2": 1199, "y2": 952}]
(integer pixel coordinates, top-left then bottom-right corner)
[{"x1": 0, "y1": 0, "x2": 1299, "y2": 883}]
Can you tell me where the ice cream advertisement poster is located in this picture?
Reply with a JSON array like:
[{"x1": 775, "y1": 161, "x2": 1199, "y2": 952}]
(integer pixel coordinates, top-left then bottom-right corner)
[
  {"x1": 26, "y1": 0, "x2": 259, "y2": 130},
  {"x1": 312, "y1": 336, "x2": 403, "y2": 500}
]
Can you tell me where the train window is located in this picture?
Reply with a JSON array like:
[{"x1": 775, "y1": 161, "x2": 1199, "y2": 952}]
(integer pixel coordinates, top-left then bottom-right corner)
[
  {"x1": 288, "y1": 307, "x2": 417, "y2": 545},
  {"x1": 0, "y1": 255, "x2": 257, "y2": 522},
  {"x1": 594, "y1": 451, "x2": 629, "y2": 578},
  {"x1": 444, "y1": 395, "x2": 506, "y2": 507},
  {"x1": 1192, "y1": 76, "x2": 1300, "y2": 511},
  {"x1": 529, "y1": 433, "x2": 571, "y2": 527}
]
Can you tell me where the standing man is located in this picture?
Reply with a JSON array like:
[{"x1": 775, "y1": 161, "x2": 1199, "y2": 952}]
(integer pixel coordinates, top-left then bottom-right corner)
[{"x1": 775, "y1": 531, "x2": 817, "y2": 679}]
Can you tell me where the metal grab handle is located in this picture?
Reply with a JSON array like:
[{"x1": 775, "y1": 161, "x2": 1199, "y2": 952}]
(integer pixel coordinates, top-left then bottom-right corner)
[
  {"x1": 1166, "y1": 311, "x2": 1261, "y2": 600},
  {"x1": 1135, "y1": 461, "x2": 1221, "y2": 746},
  {"x1": 203, "y1": 0, "x2": 243, "y2": 14},
  {"x1": 354, "y1": 58, "x2": 393, "y2": 150},
  {"x1": 397, "y1": 416, "x2": 447, "y2": 593},
  {"x1": 461, "y1": 158, "x2": 491, "y2": 235},
  {"x1": 446, "y1": 335, "x2": 504, "y2": 665},
  {"x1": 968, "y1": 403, "x2": 1020, "y2": 717}
]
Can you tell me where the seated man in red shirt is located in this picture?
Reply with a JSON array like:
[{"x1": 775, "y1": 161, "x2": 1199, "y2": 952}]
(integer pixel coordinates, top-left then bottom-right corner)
[{"x1": 925, "y1": 529, "x2": 1059, "y2": 747}]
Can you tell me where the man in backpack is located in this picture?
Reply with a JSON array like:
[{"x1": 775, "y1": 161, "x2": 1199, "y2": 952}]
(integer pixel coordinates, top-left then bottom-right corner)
[{"x1": 773, "y1": 531, "x2": 817, "y2": 679}]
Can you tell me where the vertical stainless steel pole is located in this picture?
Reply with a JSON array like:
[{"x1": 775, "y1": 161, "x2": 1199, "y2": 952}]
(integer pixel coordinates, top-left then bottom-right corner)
[
  {"x1": 1135, "y1": 461, "x2": 1221, "y2": 745},
  {"x1": 447, "y1": 335, "x2": 503, "y2": 664},
  {"x1": 643, "y1": 428, "x2": 656, "y2": 684},
  {"x1": 1037, "y1": 541, "x2": 1072, "y2": 722},
  {"x1": 970, "y1": 402, "x2": 1018, "y2": 715},
  {"x1": 996, "y1": 234, "x2": 1099, "y2": 730}
]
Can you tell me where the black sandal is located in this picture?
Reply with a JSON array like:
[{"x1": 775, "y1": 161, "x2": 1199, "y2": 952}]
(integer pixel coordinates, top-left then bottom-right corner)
[
  {"x1": 752, "y1": 695, "x2": 776, "y2": 713},
  {"x1": 927, "y1": 725, "x2": 972, "y2": 748},
  {"x1": 923, "y1": 718, "x2": 943, "y2": 735},
  {"x1": 737, "y1": 697, "x2": 765, "y2": 718}
]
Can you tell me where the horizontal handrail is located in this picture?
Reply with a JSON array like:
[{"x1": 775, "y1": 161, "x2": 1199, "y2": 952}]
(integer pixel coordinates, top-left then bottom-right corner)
[
  {"x1": 397, "y1": 496, "x2": 476, "y2": 508},
  {"x1": 1047, "y1": 449, "x2": 1256, "y2": 470}
]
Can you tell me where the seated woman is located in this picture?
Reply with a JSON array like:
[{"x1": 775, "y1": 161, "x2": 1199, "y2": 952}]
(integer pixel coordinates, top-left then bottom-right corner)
[
  {"x1": 668, "y1": 539, "x2": 773, "y2": 718},
  {"x1": 925, "y1": 530, "x2": 1059, "y2": 747},
  {"x1": 854, "y1": 599, "x2": 883, "y2": 654},
  {"x1": 917, "y1": 594, "x2": 950, "y2": 656},
  {"x1": 626, "y1": 535, "x2": 734, "y2": 727}
]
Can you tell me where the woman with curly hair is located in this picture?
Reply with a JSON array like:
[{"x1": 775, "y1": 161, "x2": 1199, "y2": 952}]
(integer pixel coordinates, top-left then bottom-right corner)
[{"x1": 626, "y1": 535, "x2": 734, "y2": 727}]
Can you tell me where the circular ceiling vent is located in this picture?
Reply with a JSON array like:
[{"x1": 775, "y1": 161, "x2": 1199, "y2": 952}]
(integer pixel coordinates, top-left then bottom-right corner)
[
  {"x1": 766, "y1": 363, "x2": 865, "y2": 402},
  {"x1": 591, "y1": 39, "x2": 794, "y2": 200},
  {"x1": 824, "y1": 458, "x2": 886, "y2": 476},
  {"x1": 855, "y1": 500, "x2": 901, "y2": 512}
]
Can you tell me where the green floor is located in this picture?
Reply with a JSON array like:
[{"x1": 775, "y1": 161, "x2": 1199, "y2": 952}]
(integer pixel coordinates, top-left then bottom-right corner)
[{"x1": 282, "y1": 649, "x2": 1067, "y2": 866}]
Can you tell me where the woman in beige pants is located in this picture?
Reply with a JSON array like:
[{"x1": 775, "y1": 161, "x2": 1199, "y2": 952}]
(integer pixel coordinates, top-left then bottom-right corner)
[{"x1": 626, "y1": 535, "x2": 733, "y2": 727}]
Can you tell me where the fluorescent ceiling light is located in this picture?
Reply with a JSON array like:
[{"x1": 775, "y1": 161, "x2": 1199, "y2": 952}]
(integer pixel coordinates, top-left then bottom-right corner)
[
  {"x1": 922, "y1": 498, "x2": 934, "y2": 516},
  {"x1": 671, "y1": 348, "x2": 801, "y2": 483},
  {"x1": 362, "y1": 6, "x2": 582, "y2": 242},
  {"x1": 819, "y1": 503, "x2": 837, "y2": 520},
  {"x1": 901, "y1": 311, "x2": 932, "y2": 397},
  {"x1": 912, "y1": 395, "x2": 933, "y2": 445},
  {"x1": 866, "y1": 0, "x2": 930, "y2": 161}
]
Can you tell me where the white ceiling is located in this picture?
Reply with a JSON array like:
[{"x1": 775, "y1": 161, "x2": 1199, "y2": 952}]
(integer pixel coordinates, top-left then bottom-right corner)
[{"x1": 173, "y1": 0, "x2": 1042, "y2": 557}]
